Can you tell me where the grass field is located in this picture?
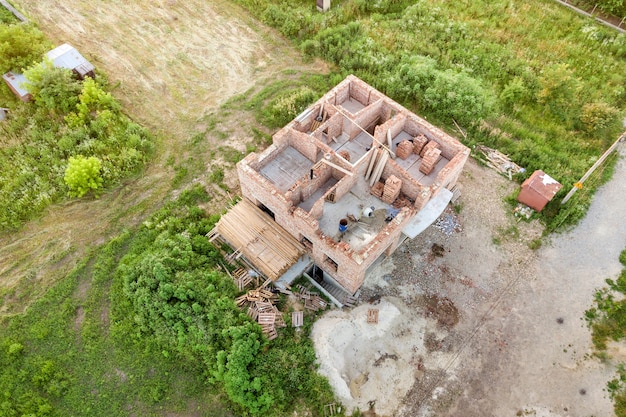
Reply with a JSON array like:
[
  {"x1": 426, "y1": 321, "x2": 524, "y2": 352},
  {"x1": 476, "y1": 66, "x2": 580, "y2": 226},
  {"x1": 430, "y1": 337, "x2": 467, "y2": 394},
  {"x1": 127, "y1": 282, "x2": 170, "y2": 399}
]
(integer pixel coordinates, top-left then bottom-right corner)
[{"x1": 0, "y1": 0, "x2": 325, "y2": 315}]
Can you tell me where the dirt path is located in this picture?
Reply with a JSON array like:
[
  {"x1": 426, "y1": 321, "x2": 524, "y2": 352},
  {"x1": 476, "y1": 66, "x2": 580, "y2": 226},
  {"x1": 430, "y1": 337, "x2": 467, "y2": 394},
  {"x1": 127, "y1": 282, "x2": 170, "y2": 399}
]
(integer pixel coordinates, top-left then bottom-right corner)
[
  {"x1": 313, "y1": 146, "x2": 626, "y2": 416},
  {"x1": 0, "y1": 0, "x2": 319, "y2": 315}
]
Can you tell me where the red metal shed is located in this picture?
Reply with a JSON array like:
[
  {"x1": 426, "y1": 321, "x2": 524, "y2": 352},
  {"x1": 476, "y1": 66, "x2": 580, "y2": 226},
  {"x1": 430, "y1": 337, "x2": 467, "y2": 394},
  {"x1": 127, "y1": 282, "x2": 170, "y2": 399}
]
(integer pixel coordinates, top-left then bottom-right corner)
[{"x1": 517, "y1": 170, "x2": 562, "y2": 212}]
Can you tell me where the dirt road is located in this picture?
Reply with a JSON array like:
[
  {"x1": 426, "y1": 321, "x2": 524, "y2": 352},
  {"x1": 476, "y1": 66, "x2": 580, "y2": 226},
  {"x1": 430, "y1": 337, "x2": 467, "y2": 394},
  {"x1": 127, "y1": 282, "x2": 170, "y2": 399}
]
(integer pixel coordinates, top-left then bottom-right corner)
[{"x1": 313, "y1": 146, "x2": 626, "y2": 416}]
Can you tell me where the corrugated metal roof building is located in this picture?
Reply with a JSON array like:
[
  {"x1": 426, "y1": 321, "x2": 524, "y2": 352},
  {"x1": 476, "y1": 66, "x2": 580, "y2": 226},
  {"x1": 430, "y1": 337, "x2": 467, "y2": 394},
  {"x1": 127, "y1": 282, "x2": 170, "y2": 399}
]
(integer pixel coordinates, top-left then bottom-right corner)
[
  {"x1": 517, "y1": 170, "x2": 563, "y2": 212},
  {"x1": 46, "y1": 43, "x2": 95, "y2": 79}
]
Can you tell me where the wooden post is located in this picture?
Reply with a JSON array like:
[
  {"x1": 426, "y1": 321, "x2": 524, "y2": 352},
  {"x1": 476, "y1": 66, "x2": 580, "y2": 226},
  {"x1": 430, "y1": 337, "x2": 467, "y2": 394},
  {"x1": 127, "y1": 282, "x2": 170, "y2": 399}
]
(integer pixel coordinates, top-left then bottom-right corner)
[{"x1": 561, "y1": 131, "x2": 625, "y2": 204}]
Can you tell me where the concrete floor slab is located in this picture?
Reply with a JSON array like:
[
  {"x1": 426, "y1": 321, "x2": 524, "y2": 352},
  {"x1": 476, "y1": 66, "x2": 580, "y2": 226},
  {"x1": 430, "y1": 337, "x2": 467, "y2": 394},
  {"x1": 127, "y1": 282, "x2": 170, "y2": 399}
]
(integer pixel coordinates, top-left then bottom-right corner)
[{"x1": 259, "y1": 146, "x2": 312, "y2": 192}]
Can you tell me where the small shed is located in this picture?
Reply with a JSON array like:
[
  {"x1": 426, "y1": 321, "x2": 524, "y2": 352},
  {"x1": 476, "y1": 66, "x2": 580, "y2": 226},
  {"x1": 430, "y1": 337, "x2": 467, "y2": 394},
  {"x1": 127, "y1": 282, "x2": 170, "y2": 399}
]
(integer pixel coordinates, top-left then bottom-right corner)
[
  {"x1": 517, "y1": 170, "x2": 562, "y2": 212},
  {"x1": 2, "y1": 72, "x2": 31, "y2": 101},
  {"x1": 46, "y1": 43, "x2": 95, "y2": 79},
  {"x1": 0, "y1": 108, "x2": 8, "y2": 121}
]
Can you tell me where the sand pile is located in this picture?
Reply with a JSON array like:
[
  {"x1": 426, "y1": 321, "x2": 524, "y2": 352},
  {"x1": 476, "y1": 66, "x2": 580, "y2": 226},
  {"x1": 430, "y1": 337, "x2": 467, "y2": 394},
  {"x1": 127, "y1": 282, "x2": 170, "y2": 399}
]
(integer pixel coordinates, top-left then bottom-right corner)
[{"x1": 312, "y1": 297, "x2": 430, "y2": 415}]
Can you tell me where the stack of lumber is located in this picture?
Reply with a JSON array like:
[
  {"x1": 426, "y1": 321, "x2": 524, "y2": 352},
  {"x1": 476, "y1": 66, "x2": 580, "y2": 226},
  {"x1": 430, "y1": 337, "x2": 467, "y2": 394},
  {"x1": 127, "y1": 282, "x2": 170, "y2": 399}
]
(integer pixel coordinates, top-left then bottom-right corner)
[
  {"x1": 382, "y1": 175, "x2": 402, "y2": 204},
  {"x1": 419, "y1": 140, "x2": 440, "y2": 157},
  {"x1": 295, "y1": 285, "x2": 328, "y2": 312},
  {"x1": 396, "y1": 140, "x2": 413, "y2": 160},
  {"x1": 413, "y1": 134, "x2": 428, "y2": 155},
  {"x1": 419, "y1": 147, "x2": 442, "y2": 175},
  {"x1": 215, "y1": 200, "x2": 304, "y2": 281}
]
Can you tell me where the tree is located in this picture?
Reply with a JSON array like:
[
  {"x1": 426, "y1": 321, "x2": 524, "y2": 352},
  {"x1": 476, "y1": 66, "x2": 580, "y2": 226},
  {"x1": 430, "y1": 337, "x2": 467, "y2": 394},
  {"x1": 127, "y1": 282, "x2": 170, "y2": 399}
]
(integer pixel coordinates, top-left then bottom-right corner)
[
  {"x1": 63, "y1": 155, "x2": 103, "y2": 197},
  {"x1": 0, "y1": 24, "x2": 51, "y2": 72}
]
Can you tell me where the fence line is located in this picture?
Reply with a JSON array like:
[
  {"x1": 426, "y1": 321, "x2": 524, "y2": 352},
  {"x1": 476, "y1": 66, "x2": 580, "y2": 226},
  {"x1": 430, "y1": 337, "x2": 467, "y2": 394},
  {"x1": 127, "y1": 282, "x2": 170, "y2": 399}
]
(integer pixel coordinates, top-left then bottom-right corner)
[
  {"x1": 0, "y1": 0, "x2": 28, "y2": 23},
  {"x1": 554, "y1": 0, "x2": 626, "y2": 33}
]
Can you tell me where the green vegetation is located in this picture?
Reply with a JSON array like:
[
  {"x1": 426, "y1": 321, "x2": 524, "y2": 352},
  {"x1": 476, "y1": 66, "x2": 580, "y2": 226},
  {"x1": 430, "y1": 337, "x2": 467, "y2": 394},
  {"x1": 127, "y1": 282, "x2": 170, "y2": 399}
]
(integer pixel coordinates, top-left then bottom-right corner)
[
  {"x1": 572, "y1": 0, "x2": 626, "y2": 18},
  {"x1": 0, "y1": 24, "x2": 51, "y2": 72},
  {"x1": 0, "y1": 23, "x2": 153, "y2": 230},
  {"x1": 232, "y1": 0, "x2": 626, "y2": 231},
  {"x1": 0, "y1": 187, "x2": 337, "y2": 416},
  {"x1": 585, "y1": 247, "x2": 626, "y2": 416},
  {"x1": 64, "y1": 155, "x2": 103, "y2": 197}
]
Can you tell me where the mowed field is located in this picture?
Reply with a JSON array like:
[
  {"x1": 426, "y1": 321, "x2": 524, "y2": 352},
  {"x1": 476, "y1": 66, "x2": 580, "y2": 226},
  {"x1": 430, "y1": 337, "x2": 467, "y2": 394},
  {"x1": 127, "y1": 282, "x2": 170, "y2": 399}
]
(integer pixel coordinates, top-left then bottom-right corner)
[{"x1": 0, "y1": 0, "x2": 319, "y2": 314}]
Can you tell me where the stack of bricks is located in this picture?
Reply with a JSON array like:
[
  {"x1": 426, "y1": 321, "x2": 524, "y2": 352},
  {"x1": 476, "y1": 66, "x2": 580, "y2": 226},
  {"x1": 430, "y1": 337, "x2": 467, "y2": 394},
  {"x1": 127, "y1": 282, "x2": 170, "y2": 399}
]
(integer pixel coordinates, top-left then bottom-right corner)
[
  {"x1": 396, "y1": 140, "x2": 413, "y2": 160},
  {"x1": 382, "y1": 175, "x2": 402, "y2": 204},
  {"x1": 370, "y1": 181, "x2": 384, "y2": 198},
  {"x1": 420, "y1": 139, "x2": 440, "y2": 158},
  {"x1": 419, "y1": 147, "x2": 442, "y2": 175},
  {"x1": 338, "y1": 150, "x2": 351, "y2": 162},
  {"x1": 413, "y1": 134, "x2": 428, "y2": 155}
]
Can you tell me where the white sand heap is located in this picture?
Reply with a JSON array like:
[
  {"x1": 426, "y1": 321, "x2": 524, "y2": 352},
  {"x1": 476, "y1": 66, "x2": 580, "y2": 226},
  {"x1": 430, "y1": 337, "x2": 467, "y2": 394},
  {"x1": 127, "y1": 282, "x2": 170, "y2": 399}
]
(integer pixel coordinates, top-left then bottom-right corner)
[{"x1": 311, "y1": 297, "x2": 429, "y2": 415}]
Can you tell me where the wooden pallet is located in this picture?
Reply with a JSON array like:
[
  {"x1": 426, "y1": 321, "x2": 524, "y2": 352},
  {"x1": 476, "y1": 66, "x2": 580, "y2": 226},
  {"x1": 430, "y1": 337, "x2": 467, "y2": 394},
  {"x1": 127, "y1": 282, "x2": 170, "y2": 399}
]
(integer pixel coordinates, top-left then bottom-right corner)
[
  {"x1": 262, "y1": 324, "x2": 278, "y2": 341},
  {"x1": 324, "y1": 403, "x2": 338, "y2": 417},
  {"x1": 258, "y1": 312, "x2": 276, "y2": 325},
  {"x1": 292, "y1": 311, "x2": 303, "y2": 327},
  {"x1": 367, "y1": 308, "x2": 379, "y2": 324}
]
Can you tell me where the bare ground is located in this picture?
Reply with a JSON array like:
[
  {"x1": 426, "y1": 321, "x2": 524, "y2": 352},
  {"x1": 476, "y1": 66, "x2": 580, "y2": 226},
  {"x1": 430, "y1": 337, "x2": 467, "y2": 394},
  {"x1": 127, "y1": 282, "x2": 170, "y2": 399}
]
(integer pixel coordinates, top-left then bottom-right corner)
[
  {"x1": 0, "y1": 0, "x2": 324, "y2": 315},
  {"x1": 313, "y1": 147, "x2": 626, "y2": 416}
]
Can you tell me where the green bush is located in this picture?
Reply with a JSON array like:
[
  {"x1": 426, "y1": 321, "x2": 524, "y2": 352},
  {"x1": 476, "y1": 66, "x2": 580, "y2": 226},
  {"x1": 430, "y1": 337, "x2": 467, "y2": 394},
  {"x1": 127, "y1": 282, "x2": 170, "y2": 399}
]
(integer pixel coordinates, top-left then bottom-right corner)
[
  {"x1": 579, "y1": 101, "x2": 621, "y2": 135},
  {"x1": 261, "y1": 86, "x2": 318, "y2": 128},
  {"x1": 0, "y1": 23, "x2": 51, "y2": 72},
  {"x1": 423, "y1": 69, "x2": 495, "y2": 126},
  {"x1": 64, "y1": 155, "x2": 103, "y2": 197}
]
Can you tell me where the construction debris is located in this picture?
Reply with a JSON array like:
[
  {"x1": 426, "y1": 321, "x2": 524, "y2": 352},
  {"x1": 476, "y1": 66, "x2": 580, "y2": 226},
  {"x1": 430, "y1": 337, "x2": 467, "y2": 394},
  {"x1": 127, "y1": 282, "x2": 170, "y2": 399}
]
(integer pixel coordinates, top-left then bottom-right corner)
[
  {"x1": 434, "y1": 211, "x2": 462, "y2": 237},
  {"x1": 475, "y1": 144, "x2": 524, "y2": 180}
]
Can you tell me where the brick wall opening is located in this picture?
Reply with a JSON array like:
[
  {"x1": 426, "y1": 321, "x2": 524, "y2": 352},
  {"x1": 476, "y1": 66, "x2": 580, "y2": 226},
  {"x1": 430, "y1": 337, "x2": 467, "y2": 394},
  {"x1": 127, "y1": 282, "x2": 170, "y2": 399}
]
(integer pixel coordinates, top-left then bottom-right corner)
[
  {"x1": 324, "y1": 255, "x2": 338, "y2": 272},
  {"x1": 259, "y1": 203, "x2": 275, "y2": 220}
]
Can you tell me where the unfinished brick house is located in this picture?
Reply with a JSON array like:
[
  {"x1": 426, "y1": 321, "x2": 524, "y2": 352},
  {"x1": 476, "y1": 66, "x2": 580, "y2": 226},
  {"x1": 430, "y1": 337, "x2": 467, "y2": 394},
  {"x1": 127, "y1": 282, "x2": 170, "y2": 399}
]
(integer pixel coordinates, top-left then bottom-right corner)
[{"x1": 214, "y1": 75, "x2": 469, "y2": 299}]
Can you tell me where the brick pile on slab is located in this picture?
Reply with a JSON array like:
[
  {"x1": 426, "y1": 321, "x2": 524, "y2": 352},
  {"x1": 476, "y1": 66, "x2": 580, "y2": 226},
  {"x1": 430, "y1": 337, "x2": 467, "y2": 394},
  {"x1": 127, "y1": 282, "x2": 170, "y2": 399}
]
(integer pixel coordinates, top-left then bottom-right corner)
[
  {"x1": 396, "y1": 140, "x2": 413, "y2": 160},
  {"x1": 413, "y1": 134, "x2": 428, "y2": 155},
  {"x1": 420, "y1": 140, "x2": 441, "y2": 158},
  {"x1": 370, "y1": 181, "x2": 384, "y2": 198},
  {"x1": 382, "y1": 175, "x2": 402, "y2": 204},
  {"x1": 338, "y1": 150, "x2": 351, "y2": 162},
  {"x1": 419, "y1": 147, "x2": 442, "y2": 175}
]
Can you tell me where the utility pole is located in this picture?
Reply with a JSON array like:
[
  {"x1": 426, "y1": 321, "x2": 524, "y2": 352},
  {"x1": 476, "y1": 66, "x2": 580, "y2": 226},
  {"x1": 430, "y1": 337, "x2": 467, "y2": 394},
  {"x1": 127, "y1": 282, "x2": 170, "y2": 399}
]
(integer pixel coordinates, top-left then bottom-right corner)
[{"x1": 561, "y1": 131, "x2": 625, "y2": 204}]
